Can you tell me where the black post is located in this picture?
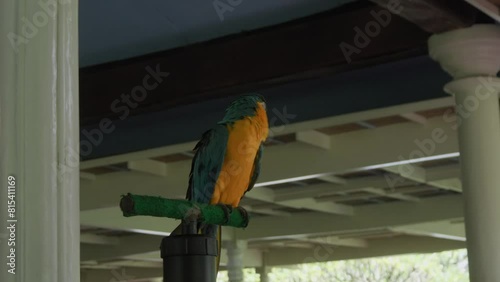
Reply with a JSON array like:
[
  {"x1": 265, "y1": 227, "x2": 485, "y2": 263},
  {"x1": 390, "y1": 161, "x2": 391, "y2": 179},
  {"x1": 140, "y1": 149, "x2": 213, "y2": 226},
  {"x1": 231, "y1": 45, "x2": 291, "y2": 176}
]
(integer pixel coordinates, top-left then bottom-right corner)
[{"x1": 161, "y1": 234, "x2": 218, "y2": 282}]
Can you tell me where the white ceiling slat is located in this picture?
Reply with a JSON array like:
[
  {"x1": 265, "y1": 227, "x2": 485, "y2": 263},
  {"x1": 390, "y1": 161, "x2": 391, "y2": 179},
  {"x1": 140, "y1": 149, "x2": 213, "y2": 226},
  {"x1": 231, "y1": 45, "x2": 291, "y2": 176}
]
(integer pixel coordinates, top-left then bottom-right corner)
[
  {"x1": 248, "y1": 187, "x2": 354, "y2": 215},
  {"x1": 280, "y1": 176, "x2": 389, "y2": 202},
  {"x1": 400, "y1": 112, "x2": 428, "y2": 125},
  {"x1": 80, "y1": 171, "x2": 97, "y2": 181},
  {"x1": 317, "y1": 175, "x2": 347, "y2": 185},
  {"x1": 425, "y1": 163, "x2": 461, "y2": 181},
  {"x1": 296, "y1": 130, "x2": 331, "y2": 150},
  {"x1": 391, "y1": 221, "x2": 466, "y2": 241},
  {"x1": 127, "y1": 159, "x2": 167, "y2": 177},
  {"x1": 236, "y1": 194, "x2": 463, "y2": 240},
  {"x1": 296, "y1": 236, "x2": 368, "y2": 248},
  {"x1": 384, "y1": 163, "x2": 462, "y2": 192},
  {"x1": 361, "y1": 187, "x2": 420, "y2": 202}
]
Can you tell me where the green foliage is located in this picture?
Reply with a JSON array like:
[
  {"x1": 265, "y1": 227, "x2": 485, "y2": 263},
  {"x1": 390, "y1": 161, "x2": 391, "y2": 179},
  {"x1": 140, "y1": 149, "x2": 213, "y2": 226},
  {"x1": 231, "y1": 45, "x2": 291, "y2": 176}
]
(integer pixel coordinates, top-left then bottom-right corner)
[{"x1": 217, "y1": 249, "x2": 468, "y2": 282}]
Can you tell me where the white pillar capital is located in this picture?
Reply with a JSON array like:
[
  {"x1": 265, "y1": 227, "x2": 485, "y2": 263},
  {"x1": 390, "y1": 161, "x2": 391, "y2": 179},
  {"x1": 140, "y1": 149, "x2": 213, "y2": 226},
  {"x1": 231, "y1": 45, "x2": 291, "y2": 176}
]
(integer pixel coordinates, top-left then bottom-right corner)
[
  {"x1": 444, "y1": 76, "x2": 500, "y2": 98},
  {"x1": 428, "y1": 23, "x2": 500, "y2": 282},
  {"x1": 429, "y1": 24, "x2": 500, "y2": 79}
]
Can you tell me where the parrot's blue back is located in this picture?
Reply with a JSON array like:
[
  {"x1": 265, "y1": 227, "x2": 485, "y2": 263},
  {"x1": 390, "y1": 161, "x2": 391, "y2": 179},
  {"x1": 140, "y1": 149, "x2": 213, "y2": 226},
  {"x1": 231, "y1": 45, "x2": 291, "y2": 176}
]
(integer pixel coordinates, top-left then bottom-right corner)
[{"x1": 186, "y1": 125, "x2": 229, "y2": 204}]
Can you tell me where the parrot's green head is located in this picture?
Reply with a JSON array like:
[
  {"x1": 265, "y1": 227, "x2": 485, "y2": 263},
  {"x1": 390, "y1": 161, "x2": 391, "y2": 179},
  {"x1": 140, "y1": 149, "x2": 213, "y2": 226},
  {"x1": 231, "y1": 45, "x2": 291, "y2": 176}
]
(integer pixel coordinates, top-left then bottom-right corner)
[{"x1": 220, "y1": 94, "x2": 267, "y2": 124}]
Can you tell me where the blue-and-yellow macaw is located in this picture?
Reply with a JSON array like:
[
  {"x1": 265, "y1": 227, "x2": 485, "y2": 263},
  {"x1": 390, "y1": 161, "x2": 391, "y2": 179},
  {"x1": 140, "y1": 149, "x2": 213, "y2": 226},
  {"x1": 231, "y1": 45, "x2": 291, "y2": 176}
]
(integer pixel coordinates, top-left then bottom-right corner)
[{"x1": 173, "y1": 94, "x2": 269, "y2": 270}]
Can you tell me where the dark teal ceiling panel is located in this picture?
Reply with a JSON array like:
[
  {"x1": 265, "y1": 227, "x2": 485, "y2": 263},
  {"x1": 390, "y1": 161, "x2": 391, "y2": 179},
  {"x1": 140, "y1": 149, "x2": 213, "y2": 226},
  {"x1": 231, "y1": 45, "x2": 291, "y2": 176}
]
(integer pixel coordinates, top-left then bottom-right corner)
[{"x1": 79, "y1": 0, "x2": 356, "y2": 66}]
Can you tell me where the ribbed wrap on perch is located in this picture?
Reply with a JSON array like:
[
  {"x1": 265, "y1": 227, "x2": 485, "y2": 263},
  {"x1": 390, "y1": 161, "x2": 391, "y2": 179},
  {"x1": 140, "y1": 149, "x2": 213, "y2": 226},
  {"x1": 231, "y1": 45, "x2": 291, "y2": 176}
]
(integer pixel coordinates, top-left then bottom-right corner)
[{"x1": 120, "y1": 193, "x2": 249, "y2": 228}]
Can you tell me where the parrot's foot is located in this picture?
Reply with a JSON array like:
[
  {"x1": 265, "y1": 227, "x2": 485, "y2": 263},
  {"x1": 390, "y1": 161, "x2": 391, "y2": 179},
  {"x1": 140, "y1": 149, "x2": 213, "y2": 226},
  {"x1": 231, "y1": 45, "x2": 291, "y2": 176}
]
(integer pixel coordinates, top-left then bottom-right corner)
[
  {"x1": 217, "y1": 204, "x2": 233, "y2": 224},
  {"x1": 236, "y1": 206, "x2": 249, "y2": 227},
  {"x1": 181, "y1": 219, "x2": 198, "y2": 235}
]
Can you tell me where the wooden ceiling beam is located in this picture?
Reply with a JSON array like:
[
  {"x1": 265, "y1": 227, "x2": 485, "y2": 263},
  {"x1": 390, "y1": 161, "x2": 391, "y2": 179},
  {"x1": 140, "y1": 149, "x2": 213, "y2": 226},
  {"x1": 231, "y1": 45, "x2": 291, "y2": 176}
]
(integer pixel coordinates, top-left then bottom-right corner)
[{"x1": 370, "y1": 0, "x2": 477, "y2": 33}]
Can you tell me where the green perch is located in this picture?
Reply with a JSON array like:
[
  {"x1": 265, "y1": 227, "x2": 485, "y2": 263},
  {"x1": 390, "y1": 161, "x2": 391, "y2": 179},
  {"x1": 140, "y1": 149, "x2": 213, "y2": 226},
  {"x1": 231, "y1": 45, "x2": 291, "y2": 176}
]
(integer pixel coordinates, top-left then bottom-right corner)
[{"x1": 120, "y1": 193, "x2": 249, "y2": 228}]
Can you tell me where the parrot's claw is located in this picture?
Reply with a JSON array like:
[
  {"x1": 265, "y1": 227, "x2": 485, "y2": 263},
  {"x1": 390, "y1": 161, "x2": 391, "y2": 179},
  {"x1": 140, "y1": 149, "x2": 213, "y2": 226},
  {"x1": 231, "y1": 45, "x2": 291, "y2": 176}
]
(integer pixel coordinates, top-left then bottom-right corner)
[
  {"x1": 217, "y1": 204, "x2": 233, "y2": 224},
  {"x1": 236, "y1": 206, "x2": 249, "y2": 227}
]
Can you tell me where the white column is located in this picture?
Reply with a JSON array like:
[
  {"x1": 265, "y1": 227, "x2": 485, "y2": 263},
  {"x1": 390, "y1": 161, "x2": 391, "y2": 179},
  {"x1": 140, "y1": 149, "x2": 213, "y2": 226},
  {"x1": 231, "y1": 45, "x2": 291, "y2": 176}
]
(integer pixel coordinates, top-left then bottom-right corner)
[
  {"x1": 256, "y1": 266, "x2": 270, "y2": 282},
  {"x1": 0, "y1": 0, "x2": 80, "y2": 282},
  {"x1": 226, "y1": 240, "x2": 247, "y2": 282},
  {"x1": 429, "y1": 24, "x2": 500, "y2": 282},
  {"x1": 256, "y1": 251, "x2": 270, "y2": 282}
]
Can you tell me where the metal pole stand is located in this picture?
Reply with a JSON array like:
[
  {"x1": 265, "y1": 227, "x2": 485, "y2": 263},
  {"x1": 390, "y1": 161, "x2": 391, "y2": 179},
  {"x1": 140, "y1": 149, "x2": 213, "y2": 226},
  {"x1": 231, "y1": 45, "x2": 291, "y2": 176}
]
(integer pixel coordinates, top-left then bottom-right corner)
[{"x1": 161, "y1": 234, "x2": 218, "y2": 282}]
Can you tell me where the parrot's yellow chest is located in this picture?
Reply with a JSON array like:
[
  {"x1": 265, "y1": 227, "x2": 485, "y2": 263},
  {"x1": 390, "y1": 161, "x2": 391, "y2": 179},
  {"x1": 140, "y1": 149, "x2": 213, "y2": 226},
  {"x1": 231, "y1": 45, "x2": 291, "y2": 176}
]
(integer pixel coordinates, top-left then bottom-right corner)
[{"x1": 211, "y1": 103, "x2": 268, "y2": 207}]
